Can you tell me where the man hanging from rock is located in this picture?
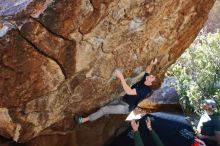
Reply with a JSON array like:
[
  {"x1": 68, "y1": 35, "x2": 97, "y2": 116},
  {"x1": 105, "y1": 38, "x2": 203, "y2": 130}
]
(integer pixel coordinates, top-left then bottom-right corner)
[{"x1": 74, "y1": 58, "x2": 160, "y2": 124}]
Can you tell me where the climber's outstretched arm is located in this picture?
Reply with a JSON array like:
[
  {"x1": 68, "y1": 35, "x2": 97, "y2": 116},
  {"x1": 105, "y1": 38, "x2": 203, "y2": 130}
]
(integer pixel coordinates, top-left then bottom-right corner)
[{"x1": 145, "y1": 58, "x2": 157, "y2": 73}]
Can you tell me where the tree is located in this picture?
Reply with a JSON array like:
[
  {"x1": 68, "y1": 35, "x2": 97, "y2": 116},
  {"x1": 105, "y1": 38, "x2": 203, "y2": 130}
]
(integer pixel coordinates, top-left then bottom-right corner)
[{"x1": 168, "y1": 30, "x2": 220, "y2": 115}]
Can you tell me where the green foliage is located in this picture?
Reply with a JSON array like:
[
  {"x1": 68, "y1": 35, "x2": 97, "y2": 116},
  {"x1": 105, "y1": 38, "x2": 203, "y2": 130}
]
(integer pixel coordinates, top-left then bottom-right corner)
[{"x1": 168, "y1": 30, "x2": 220, "y2": 115}]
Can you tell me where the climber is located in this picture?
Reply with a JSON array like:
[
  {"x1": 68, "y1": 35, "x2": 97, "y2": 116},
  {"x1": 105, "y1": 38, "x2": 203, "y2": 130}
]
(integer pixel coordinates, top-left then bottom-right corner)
[
  {"x1": 74, "y1": 58, "x2": 160, "y2": 124},
  {"x1": 196, "y1": 99, "x2": 220, "y2": 146}
]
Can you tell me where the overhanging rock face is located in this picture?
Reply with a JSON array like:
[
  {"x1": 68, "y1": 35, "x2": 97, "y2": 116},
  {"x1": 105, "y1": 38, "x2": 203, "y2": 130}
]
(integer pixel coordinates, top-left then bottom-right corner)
[{"x1": 0, "y1": 0, "x2": 215, "y2": 143}]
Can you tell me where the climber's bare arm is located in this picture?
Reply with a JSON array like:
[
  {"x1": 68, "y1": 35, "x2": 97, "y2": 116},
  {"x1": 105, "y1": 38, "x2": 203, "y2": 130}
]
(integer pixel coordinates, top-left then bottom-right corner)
[
  {"x1": 116, "y1": 70, "x2": 137, "y2": 95},
  {"x1": 145, "y1": 58, "x2": 157, "y2": 73}
]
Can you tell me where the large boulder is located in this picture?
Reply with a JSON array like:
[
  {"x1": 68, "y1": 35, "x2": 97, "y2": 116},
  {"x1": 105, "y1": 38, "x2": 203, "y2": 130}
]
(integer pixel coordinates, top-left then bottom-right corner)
[{"x1": 0, "y1": 0, "x2": 215, "y2": 143}]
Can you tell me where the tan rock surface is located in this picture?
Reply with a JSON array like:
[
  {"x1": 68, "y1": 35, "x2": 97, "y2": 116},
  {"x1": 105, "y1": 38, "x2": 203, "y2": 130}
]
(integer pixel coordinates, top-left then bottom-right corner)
[{"x1": 0, "y1": 0, "x2": 215, "y2": 143}]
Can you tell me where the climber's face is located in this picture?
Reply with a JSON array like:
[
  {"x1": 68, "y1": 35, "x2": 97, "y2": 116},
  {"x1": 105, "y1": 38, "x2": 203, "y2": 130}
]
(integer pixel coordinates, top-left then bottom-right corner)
[{"x1": 144, "y1": 75, "x2": 156, "y2": 86}]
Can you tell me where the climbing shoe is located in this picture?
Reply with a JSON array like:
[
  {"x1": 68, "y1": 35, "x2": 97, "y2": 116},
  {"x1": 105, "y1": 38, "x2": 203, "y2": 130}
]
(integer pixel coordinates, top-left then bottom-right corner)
[{"x1": 74, "y1": 114, "x2": 83, "y2": 124}]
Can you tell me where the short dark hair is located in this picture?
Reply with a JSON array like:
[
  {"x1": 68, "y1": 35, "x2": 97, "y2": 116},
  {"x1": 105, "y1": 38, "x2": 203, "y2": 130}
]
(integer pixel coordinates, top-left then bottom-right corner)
[{"x1": 149, "y1": 75, "x2": 161, "y2": 90}]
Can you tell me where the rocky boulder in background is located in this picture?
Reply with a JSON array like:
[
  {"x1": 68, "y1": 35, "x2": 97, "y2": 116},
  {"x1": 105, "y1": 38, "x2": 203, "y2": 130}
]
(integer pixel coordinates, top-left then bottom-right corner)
[
  {"x1": 0, "y1": 0, "x2": 215, "y2": 143},
  {"x1": 204, "y1": 0, "x2": 220, "y2": 32}
]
